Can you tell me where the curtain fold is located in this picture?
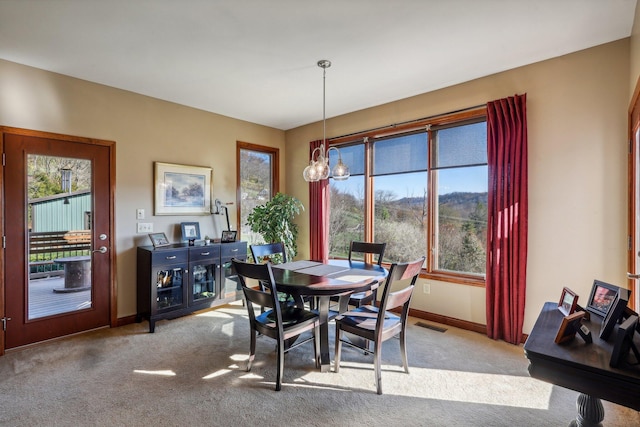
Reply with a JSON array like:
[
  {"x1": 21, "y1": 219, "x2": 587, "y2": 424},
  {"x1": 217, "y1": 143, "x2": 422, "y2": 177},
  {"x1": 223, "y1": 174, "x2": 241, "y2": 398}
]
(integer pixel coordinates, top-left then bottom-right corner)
[
  {"x1": 309, "y1": 140, "x2": 329, "y2": 263},
  {"x1": 485, "y1": 94, "x2": 528, "y2": 345}
]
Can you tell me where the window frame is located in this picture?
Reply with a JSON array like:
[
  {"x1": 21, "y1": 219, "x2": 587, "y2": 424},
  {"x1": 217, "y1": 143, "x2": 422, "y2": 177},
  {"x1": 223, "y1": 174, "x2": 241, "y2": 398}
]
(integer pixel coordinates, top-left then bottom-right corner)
[
  {"x1": 328, "y1": 108, "x2": 487, "y2": 287},
  {"x1": 236, "y1": 141, "x2": 279, "y2": 242}
]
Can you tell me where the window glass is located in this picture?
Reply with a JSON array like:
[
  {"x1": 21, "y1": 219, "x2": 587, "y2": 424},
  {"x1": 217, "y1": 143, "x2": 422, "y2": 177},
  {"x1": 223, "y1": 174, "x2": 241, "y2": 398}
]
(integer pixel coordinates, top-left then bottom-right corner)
[
  {"x1": 329, "y1": 176, "x2": 365, "y2": 258},
  {"x1": 239, "y1": 146, "x2": 276, "y2": 246}
]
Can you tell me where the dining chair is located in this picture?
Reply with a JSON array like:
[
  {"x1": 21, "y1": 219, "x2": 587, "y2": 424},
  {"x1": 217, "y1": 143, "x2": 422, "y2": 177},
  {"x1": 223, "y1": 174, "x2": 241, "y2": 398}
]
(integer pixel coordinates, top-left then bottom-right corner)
[
  {"x1": 232, "y1": 258, "x2": 320, "y2": 391},
  {"x1": 346, "y1": 241, "x2": 387, "y2": 307},
  {"x1": 333, "y1": 256, "x2": 425, "y2": 395},
  {"x1": 250, "y1": 242, "x2": 313, "y2": 309}
]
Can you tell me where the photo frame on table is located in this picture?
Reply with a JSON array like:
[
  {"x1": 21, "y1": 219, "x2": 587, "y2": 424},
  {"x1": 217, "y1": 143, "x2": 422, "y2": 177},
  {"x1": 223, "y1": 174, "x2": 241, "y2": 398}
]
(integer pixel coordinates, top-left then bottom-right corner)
[
  {"x1": 586, "y1": 279, "x2": 619, "y2": 318},
  {"x1": 154, "y1": 162, "x2": 212, "y2": 215},
  {"x1": 609, "y1": 315, "x2": 639, "y2": 368},
  {"x1": 554, "y1": 311, "x2": 586, "y2": 344},
  {"x1": 558, "y1": 287, "x2": 579, "y2": 316},
  {"x1": 149, "y1": 232, "x2": 170, "y2": 248},
  {"x1": 599, "y1": 288, "x2": 631, "y2": 341},
  {"x1": 180, "y1": 222, "x2": 201, "y2": 241},
  {"x1": 221, "y1": 230, "x2": 237, "y2": 243}
]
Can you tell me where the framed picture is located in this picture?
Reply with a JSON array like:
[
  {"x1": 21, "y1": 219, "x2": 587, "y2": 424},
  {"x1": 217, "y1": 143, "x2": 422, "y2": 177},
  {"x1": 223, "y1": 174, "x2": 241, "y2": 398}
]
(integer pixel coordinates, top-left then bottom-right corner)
[
  {"x1": 554, "y1": 311, "x2": 586, "y2": 344},
  {"x1": 149, "y1": 232, "x2": 170, "y2": 248},
  {"x1": 609, "y1": 314, "x2": 639, "y2": 368},
  {"x1": 154, "y1": 162, "x2": 212, "y2": 215},
  {"x1": 558, "y1": 287, "x2": 579, "y2": 316},
  {"x1": 181, "y1": 222, "x2": 201, "y2": 241},
  {"x1": 221, "y1": 230, "x2": 237, "y2": 243},
  {"x1": 586, "y1": 280, "x2": 619, "y2": 318},
  {"x1": 599, "y1": 288, "x2": 631, "y2": 341}
]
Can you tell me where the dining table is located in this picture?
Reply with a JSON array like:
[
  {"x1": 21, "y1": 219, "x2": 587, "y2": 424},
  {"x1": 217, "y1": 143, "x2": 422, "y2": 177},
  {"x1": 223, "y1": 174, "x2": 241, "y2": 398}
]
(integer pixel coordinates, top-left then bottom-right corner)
[{"x1": 269, "y1": 259, "x2": 388, "y2": 372}]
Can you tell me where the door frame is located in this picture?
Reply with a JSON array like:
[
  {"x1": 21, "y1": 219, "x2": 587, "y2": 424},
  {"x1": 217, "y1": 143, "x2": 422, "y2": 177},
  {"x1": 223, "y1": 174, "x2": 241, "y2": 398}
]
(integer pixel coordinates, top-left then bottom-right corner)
[
  {"x1": 628, "y1": 78, "x2": 640, "y2": 312},
  {"x1": 0, "y1": 126, "x2": 117, "y2": 355}
]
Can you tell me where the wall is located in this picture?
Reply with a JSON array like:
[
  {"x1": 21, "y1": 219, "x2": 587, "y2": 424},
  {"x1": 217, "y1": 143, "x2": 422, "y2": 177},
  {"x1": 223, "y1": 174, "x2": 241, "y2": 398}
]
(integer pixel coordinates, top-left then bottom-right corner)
[
  {"x1": 631, "y1": 1, "x2": 640, "y2": 96},
  {"x1": 285, "y1": 40, "x2": 631, "y2": 334},
  {"x1": 0, "y1": 59, "x2": 285, "y2": 317}
]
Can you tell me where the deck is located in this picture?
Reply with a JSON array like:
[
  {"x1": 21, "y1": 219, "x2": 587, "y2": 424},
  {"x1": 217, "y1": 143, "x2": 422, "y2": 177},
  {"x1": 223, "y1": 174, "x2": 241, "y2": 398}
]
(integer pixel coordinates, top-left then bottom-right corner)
[{"x1": 28, "y1": 276, "x2": 92, "y2": 319}]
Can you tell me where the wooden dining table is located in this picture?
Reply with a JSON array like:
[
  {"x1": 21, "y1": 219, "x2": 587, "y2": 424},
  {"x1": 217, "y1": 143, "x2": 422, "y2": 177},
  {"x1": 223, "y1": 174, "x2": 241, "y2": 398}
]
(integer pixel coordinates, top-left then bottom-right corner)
[{"x1": 270, "y1": 259, "x2": 388, "y2": 372}]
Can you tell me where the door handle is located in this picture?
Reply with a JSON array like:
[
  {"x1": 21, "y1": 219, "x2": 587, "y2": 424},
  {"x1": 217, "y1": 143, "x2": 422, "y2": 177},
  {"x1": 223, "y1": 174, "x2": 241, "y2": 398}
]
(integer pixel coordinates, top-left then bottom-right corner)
[
  {"x1": 627, "y1": 272, "x2": 640, "y2": 279},
  {"x1": 93, "y1": 246, "x2": 108, "y2": 254}
]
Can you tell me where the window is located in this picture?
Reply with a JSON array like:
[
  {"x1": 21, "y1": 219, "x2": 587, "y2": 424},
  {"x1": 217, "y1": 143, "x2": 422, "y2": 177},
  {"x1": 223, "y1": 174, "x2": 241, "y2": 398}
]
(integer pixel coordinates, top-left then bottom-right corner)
[
  {"x1": 237, "y1": 141, "x2": 279, "y2": 246},
  {"x1": 328, "y1": 112, "x2": 487, "y2": 284}
]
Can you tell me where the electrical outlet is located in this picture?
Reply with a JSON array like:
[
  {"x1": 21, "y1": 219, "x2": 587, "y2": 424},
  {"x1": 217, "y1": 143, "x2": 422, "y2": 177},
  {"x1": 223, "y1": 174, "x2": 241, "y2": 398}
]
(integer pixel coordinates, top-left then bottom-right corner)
[
  {"x1": 423, "y1": 283, "x2": 431, "y2": 294},
  {"x1": 136, "y1": 208, "x2": 145, "y2": 220},
  {"x1": 137, "y1": 222, "x2": 153, "y2": 233}
]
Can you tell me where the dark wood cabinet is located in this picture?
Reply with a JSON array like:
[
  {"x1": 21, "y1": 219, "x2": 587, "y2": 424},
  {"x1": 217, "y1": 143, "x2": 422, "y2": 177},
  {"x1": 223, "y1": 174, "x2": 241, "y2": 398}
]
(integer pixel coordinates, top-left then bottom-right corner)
[{"x1": 137, "y1": 241, "x2": 247, "y2": 332}]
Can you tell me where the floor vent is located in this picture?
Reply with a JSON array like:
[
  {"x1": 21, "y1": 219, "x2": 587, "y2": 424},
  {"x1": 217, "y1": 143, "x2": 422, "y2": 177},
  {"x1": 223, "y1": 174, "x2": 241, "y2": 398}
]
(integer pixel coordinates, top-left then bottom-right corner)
[{"x1": 415, "y1": 322, "x2": 447, "y2": 333}]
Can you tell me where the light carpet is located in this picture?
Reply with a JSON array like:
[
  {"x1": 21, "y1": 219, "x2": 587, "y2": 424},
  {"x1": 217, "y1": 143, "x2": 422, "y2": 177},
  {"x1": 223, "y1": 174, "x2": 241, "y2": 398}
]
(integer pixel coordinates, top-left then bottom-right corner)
[{"x1": 1, "y1": 301, "x2": 638, "y2": 426}]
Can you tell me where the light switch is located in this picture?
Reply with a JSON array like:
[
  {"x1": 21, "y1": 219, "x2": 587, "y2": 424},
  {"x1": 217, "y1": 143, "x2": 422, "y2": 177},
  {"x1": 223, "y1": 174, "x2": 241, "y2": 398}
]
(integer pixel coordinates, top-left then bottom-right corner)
[{"x1": 136, "y1": 208, "x2": 145, "y2": 220}]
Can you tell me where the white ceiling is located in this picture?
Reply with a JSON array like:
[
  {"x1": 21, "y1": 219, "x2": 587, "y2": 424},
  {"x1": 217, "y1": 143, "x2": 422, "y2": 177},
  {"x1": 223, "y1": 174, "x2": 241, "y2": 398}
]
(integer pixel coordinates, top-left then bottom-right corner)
[{"x1": 0, "y1": 0, "x2": 636, "y2": 130}]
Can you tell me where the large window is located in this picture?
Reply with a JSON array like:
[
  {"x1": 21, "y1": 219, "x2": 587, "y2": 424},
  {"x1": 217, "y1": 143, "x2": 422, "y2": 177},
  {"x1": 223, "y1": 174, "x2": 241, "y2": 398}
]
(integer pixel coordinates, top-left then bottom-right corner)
[
  {"x1": 237, "y1": 141, "x2": 279, "y2": 246},
  {"x1": 328, "y1": 112, "x2": 487, "y2": 284}
]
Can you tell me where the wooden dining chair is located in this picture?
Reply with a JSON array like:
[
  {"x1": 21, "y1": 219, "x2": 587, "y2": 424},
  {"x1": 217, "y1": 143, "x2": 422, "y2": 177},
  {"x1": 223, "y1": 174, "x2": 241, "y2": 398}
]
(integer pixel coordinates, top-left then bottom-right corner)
[
  {"x1": 232, "y1": 258, "x2": 320, "y2": 391},
  {"x1": 334, "y1": 256, "x2": 425, "y2": 395},
  {"x1": 250, "y1": 242, "x2": 287, "y2": 264},
  {"x1": 346, "y1": 241, "x2": 387, "y2": 307}
]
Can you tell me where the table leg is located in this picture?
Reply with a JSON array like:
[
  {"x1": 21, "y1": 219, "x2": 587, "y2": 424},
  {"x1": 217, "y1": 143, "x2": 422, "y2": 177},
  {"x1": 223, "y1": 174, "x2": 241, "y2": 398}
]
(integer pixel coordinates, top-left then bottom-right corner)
[
  {"x1": 568, "y1": 393, "x2": 604, "y2": 427},
  {"x1": 316, "y1": 296, "x2": 331, "y2": 372}
]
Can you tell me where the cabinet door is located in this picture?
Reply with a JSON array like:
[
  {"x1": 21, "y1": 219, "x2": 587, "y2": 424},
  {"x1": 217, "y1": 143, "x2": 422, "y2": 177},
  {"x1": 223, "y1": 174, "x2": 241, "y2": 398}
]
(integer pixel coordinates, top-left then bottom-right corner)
[
  {"x1": 220, "y1": 242, "x2": 247, "y2": 299},
  {"x1": 189, "y1": 246, "x2": 220, "y2": 305},
  {"x1": 153, "y1": 264, "x2": 187, "y2": 313}
]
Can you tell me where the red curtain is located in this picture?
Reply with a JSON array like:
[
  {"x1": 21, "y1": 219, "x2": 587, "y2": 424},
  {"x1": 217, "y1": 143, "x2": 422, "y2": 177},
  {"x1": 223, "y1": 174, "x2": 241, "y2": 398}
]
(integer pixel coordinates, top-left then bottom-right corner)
[
  {"x1": 309, "y1": 140, "x2": 329, "y2": 263},
  {"x1": 485, "y1": 94, "x2": 528, "y2": 345}
]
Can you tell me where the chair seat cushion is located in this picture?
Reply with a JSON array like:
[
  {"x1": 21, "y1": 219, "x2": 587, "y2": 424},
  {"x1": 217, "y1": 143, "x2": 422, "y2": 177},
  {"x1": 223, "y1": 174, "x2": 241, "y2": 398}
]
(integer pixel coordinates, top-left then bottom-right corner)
[
  {"x1": 336, "y1": 305, "x2": 399, "y2": 331},
  {"x1": 260, "y1": 306, "x2": 319, "y2": 327}
]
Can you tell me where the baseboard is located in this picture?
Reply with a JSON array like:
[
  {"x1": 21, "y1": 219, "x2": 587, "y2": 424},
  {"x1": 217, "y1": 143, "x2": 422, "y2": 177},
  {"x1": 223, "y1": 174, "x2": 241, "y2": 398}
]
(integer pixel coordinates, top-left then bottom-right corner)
[
  {"x1": 408, "y1": 308, "x2": 487, "y2": 335},
  {"x1": 116, "y1": 315, "x2": 137, "y2": 327}
]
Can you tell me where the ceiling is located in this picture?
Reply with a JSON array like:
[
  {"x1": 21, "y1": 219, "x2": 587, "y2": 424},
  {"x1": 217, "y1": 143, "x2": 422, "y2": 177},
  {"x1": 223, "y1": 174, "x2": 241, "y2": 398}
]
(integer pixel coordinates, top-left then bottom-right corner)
[{"x1": 0, "y1": 0, "x2": 636, "y2": 130}]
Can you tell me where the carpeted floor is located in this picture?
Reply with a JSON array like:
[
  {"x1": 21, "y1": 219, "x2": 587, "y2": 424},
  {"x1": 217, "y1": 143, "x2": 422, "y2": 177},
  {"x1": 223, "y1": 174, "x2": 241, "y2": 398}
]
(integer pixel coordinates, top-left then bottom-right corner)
[{"x1": 1, "y1": 301, "x2": 638, "y2": 426}]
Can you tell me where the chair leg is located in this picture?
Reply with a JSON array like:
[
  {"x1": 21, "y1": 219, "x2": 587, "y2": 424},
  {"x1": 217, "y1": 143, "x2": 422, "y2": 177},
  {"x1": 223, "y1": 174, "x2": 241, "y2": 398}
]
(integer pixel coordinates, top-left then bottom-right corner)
[
  {"x1": 334, "y1": 327, "x2": 342, "y2": 373},
  {"x1": 374, "y1": 341, "x2": 383, "y2": 395},
  {"x1": 247, "y1": 330, "x2": 256, "y2": 372},
  {"x1": 276, "y1": 340, "x2": 284, "y2": 391},
  {"x1": 400, "y1": 327, "x2": 409, "y2": 374},
  {"x1": 314, "y1": 325, "x2": 321, "y2": 369}
]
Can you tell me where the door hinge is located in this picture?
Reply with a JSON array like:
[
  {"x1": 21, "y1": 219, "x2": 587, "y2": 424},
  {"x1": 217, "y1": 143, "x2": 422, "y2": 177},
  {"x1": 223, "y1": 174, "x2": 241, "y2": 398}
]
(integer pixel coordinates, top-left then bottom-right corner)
[
  {"x1": 2, "y1": 152, "x2": 4, "y2": 166},
  {"x1": 2, "y1": 235, "x2": 5, "y2": 249},
  {"x1": 1, "y1": 317, "x2": 11, "y2": 331}
]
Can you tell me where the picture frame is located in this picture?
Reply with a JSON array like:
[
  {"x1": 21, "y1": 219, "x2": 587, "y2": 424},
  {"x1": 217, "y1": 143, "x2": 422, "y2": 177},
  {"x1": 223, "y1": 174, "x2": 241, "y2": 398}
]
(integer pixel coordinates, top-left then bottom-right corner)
[
  {"x1": 558, "y1": 287, "x2": 579, "y2": 316},
  {"x1": 609, "y1": 314, "x2": 639, "y2": 368},
  {"x1": 221, "y1": 230, "x2": 237, "y2": 243},
  {"x1": 154, "y1": 162, "x2": 212, "y2": 215},
  {"x1": 586, "y1": 279, "x2": 619, "y2": 318},
  {"x1": 180, "y1": 222, "x2": 201, "y2": 241},
  {"x1": 599, "y1": 288, "x2": 631, "y2": 341},
  {"x1": 149, "y1": 232, "x2": 170, "y2": 248},
  {"x1": 554, "y1": 311, "x2": 586, "y2": 344}
]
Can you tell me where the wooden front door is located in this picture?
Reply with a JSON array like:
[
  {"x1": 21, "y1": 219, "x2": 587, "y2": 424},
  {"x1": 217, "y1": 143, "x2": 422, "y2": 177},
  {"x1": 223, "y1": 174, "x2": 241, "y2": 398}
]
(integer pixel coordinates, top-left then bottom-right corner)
[{"x1": 1, "y1": 128, "x2": 115, "y2": 352}]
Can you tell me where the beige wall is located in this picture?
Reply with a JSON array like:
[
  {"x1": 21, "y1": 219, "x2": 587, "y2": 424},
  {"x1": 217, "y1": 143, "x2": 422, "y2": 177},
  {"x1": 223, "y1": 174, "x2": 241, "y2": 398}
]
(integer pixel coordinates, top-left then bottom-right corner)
[
  {"x1": 0, "y1": 59, "x2": 285, "y2": 317},
  {"x1": 631, "y1": 1, "x2": 640, "y2": 96},
  {"x1": 285, "y1": 39, "x2": 631, "y2": 334},
  {"x1": 0, "y1": 38, "x2": 633, "y2": 335}
]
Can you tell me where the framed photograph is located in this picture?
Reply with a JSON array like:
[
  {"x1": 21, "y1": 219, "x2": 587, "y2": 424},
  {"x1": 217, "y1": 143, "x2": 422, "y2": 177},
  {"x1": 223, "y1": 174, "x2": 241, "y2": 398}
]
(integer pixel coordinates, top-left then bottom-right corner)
[
  {"x1": 154, "y1": 162, "x2": 212, "y2": 215},
  {"x1": 149, "y1": 232, "x2": 170, "y2": 248},
  {"x1": 586, "y1": 280, "x2": 619, "y2": 318},
  {"x1": 558, "y1": 287, "x2": 579, "y2": 316},
  {"x1": 599, "y1": 288, "x2": 631, "y2": 341},
  {"x1": 221, "y1": 230, "x2": 237, "y2": 243},
  {"x1": 554, "y1": 311, "x2": 586, "y2": 344},
  {"x1": 609, "y1": 315, "x2": 639, "y2": 368},
  {"x1": 181, "y1": 222, "x2": 201, "y2": 241}
]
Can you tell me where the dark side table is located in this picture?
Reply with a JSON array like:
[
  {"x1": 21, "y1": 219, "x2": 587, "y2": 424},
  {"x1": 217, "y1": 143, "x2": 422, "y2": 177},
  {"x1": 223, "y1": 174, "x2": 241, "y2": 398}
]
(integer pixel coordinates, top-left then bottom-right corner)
[{"x1": 524, "y1": 302, "x2": 640, "y2": 426}]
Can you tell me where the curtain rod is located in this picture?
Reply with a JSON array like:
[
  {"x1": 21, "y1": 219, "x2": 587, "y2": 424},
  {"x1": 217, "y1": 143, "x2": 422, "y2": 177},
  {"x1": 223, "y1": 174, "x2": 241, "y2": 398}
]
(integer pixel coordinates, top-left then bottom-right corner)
[{"x1": 328, "y1": 102, "x2": 486, "y2": 143}]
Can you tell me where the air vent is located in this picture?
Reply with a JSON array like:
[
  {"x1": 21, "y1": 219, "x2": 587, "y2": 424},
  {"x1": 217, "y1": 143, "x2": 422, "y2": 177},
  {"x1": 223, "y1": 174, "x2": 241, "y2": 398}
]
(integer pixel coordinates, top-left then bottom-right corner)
[{"x1": 415, "y1": 322, "x2": 447, "y2": 333}]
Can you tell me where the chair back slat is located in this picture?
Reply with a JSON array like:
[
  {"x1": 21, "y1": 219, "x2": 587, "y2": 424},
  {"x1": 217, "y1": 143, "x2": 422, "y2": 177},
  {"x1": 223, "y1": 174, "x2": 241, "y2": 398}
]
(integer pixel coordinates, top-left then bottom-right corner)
[
  {"x1": 349, "y1": 241, "x2": 386, "y2": 266},
  {"x1": 378, "y1": 256, "x2": 425, "y2": 315},
  {"x1": 250, "y1": 242, "x2": 287, "y2": 264}
]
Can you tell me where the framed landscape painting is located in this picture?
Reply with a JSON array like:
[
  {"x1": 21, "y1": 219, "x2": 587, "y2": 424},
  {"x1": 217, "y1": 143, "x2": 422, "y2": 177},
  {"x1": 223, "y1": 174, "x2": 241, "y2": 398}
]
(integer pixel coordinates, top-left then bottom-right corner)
[{"x1": 154, "y1": 162, "x2": 212, "y2": 215}]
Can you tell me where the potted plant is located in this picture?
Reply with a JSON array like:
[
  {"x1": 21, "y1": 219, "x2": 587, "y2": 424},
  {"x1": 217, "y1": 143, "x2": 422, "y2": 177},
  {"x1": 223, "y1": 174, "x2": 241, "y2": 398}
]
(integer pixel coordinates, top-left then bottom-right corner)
[{"x1": 246, "y1": 192, "x2": 304, "y2": 261}]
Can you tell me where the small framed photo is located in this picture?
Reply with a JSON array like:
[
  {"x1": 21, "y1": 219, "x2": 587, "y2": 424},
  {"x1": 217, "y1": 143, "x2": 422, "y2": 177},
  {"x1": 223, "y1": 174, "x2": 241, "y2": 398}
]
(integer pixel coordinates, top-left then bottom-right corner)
[
  {"x1": 554, "y1": 311, "x2": 586, "y2": 344},
  {"x1": 181, "y1": 222, "x2": 201, "y2": 241},
  {"x1": 609, "y1": 314, "x2": 639, "y2": 368},
  {"x1": 149, "y1": 232, "x2": 170, "y2": 248},
  {"x1": 558, "y1": 287, "x2": 579, "y2": 316},
  {"x1": 599, "y1": 288, "x2": 631, "y2": 341},
  {"x1": 221, "y1": 230, "x2": 237, "y2": 243},
  {"x1": 586, "y1": 280, "x2": 619, "y2": 318}
]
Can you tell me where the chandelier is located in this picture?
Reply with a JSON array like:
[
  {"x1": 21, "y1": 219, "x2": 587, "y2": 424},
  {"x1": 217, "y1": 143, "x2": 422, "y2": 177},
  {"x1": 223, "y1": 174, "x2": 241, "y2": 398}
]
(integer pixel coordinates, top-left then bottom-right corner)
[{"x1": 303, "y1": 60, "x2": 350, "y2": 182}]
